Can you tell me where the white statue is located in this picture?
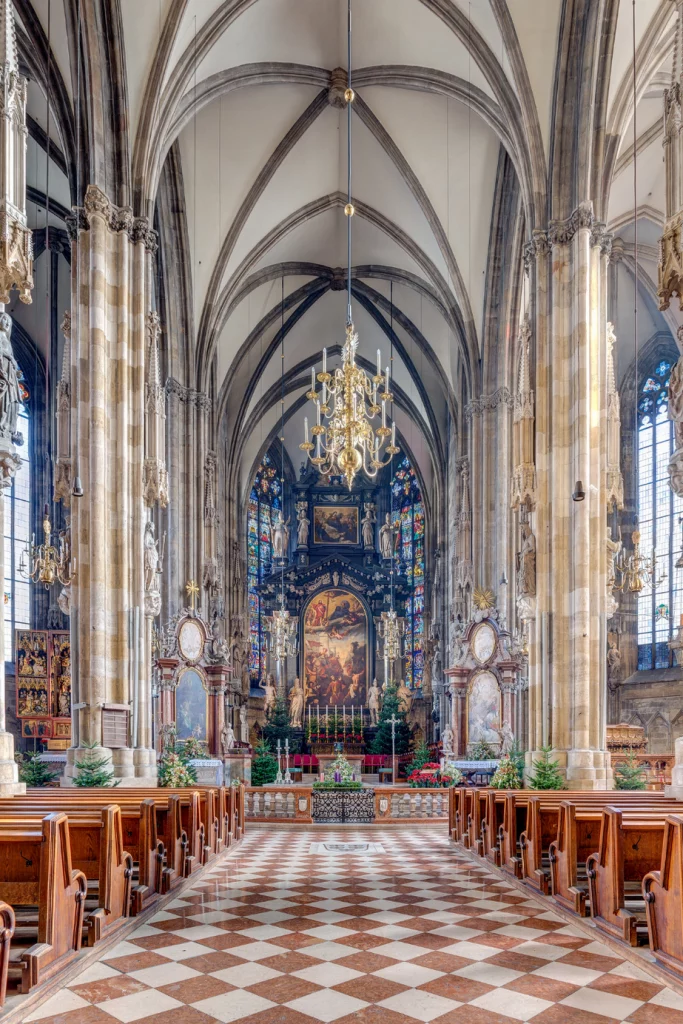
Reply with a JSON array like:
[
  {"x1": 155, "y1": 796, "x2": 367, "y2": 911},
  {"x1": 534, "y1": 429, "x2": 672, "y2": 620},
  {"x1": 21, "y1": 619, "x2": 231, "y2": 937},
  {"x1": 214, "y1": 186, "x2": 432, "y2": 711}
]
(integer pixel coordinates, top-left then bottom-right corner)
[
  {"x1": 361, "y1": 505, "x2": 376, "y2": 548},
  {"x1": 289, "y1": 677, "x2": 304, "y2": 728},
  {"x1": 379, "y1": 513, "x2": 396, "y2": 560},
  {"x1": 296, "y1": 504, "x2": 310, "y2": 547},
  {"x1": 260, "y1": 674, "x2": 277, "y2": 714},
  {"x1": 221, "y1": 719, "x2": 236, "y2": 756},
  {"x1": 144, "y1": 520, "x2": 160, "y2": 593},
  {"x1": 239, "y1": 704, "x2": 249, "y2": 744},
  {"x1": 272, "y1": 514, "x2": 291, "y2": 559},
  {"x1": 58, "y1": 584, "x2": 71, "y2": 617},
  {"x1": 441, "y1": 724, "x2": 454, "y2": 756},
  {"x1": 0, "y1": 312, "x2": 23, "y2": 443},
  {"x1": 397, "y1": 679, "x2": 413, "y2": 715},
  {"x1": 517, "y1": 522, "x2": 536, "y2": 598},
  {"x1": 497, "y1": 720, "x2": 515, "y2": 756},
  {"x1": 368, "y1": 678, "x2": 381, "y2": 725}
]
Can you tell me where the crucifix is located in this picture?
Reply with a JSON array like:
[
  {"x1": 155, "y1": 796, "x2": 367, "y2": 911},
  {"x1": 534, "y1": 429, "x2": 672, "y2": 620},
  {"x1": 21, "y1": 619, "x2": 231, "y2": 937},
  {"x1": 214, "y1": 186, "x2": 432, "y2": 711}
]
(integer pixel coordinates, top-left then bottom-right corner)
[
  {"x1": 389, "y1": 713, "x2": 399, "y2": 784},
  {"x1": 186, "y1": 579, "x2": 200, "y2": 612}
]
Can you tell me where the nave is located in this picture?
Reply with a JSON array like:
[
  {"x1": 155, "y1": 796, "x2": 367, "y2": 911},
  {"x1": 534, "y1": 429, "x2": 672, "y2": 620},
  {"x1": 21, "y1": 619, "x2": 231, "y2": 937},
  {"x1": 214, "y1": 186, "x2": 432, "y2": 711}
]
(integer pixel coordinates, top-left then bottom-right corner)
[{"x1": 21, "y1": 826, "x2": 683, "y2": 1024}]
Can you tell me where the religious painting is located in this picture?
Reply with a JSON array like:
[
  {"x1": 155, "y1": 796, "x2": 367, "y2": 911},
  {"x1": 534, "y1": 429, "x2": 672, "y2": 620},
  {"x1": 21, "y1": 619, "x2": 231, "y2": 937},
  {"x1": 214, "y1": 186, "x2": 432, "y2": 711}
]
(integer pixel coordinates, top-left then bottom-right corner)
[
  {"x1": 175, "y1": 667, "x2": 208, "y2": 742},
  {"x1": 313, "y1": 506, "x2": 359, "y2": 545},
  {"x1": 16, "y1": 630, "x2": 48, "y2": 679},
  {"x1": 21, "y1": 719, "x2": 52, "y2": 739},
  {"x1": 467, "y1": 670, "x2": 501, "y2": 747},
  {"x1": 53, "y1": 720, "x2": 71, "y2": 738},
  {"x1": 50, "y1": 632, "x2": 71, "y2": 719},
  {"x1": 303, "y1": 588, "x2": 367, "y2": 705}
]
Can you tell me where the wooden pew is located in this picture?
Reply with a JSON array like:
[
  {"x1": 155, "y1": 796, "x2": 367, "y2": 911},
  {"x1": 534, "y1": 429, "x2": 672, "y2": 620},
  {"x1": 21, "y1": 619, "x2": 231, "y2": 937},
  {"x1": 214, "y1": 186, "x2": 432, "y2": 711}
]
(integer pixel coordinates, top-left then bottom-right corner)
[
  {"x1": 0, "y1": 813, "x2": 87, "y2": 993},
  {"x1": 586, "y1": 806, "x2": 671, "y2": 946},
  {"x1": 0, "y1": 901, "x2": 13, "y2": 1006},
  {"x1": 463, "y1": 789, "x2": 490, "y2": 853},
  {"x1": 1, "y1": 797, "x2": 163, "y2": 913},
  {"x1": 0, "y1": 806, "x2": 133, "y2": 947},
  {"x1": 643, "y1": 814, "x2": 683, "y2": 979}
]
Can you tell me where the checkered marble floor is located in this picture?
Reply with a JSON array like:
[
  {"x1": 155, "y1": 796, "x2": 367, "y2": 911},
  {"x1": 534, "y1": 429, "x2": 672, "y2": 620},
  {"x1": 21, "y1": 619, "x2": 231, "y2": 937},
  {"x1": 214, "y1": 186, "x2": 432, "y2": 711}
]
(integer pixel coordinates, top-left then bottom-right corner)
[{"x1": 24, "y1": 827, "x2": 683, "y2": 1024}]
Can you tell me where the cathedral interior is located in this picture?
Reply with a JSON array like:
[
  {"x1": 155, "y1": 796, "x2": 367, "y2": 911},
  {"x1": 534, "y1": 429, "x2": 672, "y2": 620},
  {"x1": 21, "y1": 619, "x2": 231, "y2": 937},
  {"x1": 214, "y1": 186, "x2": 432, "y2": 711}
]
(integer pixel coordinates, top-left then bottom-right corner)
[{"x1": 5, "y1": 1, "x2": 683, "y2": 1022}]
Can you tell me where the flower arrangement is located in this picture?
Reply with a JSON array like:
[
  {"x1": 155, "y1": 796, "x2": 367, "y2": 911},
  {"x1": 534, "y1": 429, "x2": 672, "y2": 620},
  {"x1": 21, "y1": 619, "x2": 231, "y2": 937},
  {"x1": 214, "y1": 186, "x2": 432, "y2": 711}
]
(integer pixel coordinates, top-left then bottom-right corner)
[
  {"x1": 324, "y1": 753, "x2": 355, "y2": 783},
  {"x1": 490, "y1": 755, "x2": 522, "y2": 789},
  {"x1": 158, "y1": 751, "x2": 197, "y2": 788},
  {"x1": 407, "y1": 762, "x2": 463, "y2": 788}
]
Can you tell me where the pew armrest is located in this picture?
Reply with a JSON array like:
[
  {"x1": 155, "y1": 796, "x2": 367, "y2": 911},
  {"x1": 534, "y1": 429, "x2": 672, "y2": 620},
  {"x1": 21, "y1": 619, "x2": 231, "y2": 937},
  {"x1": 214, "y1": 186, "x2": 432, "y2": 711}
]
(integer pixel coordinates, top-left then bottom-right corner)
[{"x1": 0, "y1": 900, "x2": 14, "y2": 1007}]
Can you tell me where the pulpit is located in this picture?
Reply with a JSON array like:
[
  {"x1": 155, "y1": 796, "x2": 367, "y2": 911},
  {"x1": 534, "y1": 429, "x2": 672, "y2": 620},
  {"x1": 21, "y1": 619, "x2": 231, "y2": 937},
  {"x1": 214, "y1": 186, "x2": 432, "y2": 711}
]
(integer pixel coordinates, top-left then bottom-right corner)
[
  {"x1": 445, "y1": 600, "x2": 523, "y2": 758},
  {"x1": 156, "y1": 606, "x2": 242, "y2": 759}
]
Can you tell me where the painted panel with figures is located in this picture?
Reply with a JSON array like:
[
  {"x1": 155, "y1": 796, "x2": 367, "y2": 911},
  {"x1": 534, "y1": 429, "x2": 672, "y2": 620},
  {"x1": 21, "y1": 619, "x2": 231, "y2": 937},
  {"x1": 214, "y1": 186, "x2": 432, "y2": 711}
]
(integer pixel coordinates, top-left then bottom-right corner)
[{"x1": 303, "y1": 588, "x2": 367, "y2": 705}]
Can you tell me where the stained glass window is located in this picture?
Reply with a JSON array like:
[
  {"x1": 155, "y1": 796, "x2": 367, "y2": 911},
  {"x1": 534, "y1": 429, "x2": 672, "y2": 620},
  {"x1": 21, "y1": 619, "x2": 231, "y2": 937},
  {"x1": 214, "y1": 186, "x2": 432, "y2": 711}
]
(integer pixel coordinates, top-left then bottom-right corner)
[
  {"x1": 247, "y1": 453, "x2": 281, "y2": 680},
  {"x1": 636, "y1": 357, "x2": 683, "y2": 670},
  {"x1": 4, "y1": 403, "x2": 30, "y2": 661},
  {"x1": 391, "y1": 457, "x2": 425, "y2": 688}
]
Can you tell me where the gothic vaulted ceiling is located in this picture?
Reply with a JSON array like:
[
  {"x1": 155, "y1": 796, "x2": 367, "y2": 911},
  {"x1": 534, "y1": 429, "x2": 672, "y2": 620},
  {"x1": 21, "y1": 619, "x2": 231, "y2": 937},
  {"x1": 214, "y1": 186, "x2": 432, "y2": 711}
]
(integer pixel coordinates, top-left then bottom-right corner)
[{"x1": 12, "y1": 0, "x2": 681, "y2": 497}]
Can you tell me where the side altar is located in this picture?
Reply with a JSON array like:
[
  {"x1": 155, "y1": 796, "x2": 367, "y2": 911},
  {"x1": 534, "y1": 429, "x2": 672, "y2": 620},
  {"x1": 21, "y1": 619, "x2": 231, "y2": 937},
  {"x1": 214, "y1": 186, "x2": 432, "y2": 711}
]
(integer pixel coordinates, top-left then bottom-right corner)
[{"x1": 444, "y1": 595, "x2": 525, "y2": 758}]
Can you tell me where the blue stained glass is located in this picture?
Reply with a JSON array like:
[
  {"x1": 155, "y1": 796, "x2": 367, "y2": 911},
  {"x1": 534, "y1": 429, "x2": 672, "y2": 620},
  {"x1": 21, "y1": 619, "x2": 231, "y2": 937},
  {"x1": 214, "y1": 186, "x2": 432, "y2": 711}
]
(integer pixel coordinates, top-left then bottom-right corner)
[
  {"x1": 247, "y1": 452, "x2": 282, "y2": 677},
  {"x1": 637, "y1": 357, "x2": 679, "y2": 670},
  {"x1": 391, "y1": 458, "x2": 425, "y2": 688}
]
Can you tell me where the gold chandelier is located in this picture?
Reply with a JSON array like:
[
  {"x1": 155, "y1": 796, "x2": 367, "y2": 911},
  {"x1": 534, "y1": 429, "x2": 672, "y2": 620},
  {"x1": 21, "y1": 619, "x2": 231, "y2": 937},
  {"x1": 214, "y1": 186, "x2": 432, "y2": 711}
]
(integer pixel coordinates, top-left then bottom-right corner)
[
  {"x1": 299, "y1": 0, "x2": 398, "y2": 490},
  {"x1": 264, "y1": 602, "x2": 299, "y2": 661},
  {"x1": 376, "y1": 608, "x2": 406, "y2": 663},
  {"x1": 300, "y1": 326, "x2": 399, "y2": 489},
  {"x1": 612, "y1": 529, "x2": 665, "y2": 593},
  {"x1": 20, "y1": 505, "x2": 75, "y2": 589}
]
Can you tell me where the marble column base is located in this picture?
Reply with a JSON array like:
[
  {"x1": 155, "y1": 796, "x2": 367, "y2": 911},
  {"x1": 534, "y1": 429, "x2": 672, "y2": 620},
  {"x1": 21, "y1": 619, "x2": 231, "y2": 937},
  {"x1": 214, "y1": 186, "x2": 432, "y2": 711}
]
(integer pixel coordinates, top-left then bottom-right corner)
[
  {"x1": 525, "y1": 747, "x2": 613, "y2": 790},
  {"x1": 62, "y1": 745, "x2": 158, "y2": 787},
  {"x1": 0, "y1": 730, "x2": 25, "y2": 795}
]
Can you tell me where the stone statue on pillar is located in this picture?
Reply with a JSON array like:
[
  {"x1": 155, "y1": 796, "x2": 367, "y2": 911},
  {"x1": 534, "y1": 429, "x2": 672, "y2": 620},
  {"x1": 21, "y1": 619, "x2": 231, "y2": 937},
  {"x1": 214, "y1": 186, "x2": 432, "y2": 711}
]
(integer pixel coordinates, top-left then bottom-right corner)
[
  {"x1": 441, "y1": 724, "x2": 454, "y2": 757},
  {"x1": 361, "y1": 503, "x2": 376, "y2": 548},
  {"x1": 296, "y1": 503, "x2": 310, "y2": 547},
  {"x1": 289, "y1": 677, "x2": 304, "y2": 728},
  {"x1": 0, "y1": 312, "x2": 22, "y2": 444}
]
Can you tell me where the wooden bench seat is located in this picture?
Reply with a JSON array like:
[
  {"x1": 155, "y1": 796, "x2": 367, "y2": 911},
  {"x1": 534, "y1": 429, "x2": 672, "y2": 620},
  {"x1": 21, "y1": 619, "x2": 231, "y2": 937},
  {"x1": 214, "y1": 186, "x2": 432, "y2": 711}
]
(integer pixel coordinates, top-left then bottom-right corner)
[
  {"x1": 0, "y1": 806, "x2": 133, "y2": 947},
  {"x1": 0, "y1": 813, "x2": 87, "y2": 993}
]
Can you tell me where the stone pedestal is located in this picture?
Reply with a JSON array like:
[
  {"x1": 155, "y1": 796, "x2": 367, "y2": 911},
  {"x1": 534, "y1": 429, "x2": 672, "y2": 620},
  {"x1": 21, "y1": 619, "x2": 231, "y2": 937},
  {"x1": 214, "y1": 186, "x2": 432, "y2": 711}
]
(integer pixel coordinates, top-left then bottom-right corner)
[
  {"x1": 665, "y1": 736, "x2": 683, "y2": 798},
  {"x1": 189, "y1": 758, "x2": 223, "y2": 786},
  {"x1": 224, "y1": 751, "x2": 251, "y2": 784}
]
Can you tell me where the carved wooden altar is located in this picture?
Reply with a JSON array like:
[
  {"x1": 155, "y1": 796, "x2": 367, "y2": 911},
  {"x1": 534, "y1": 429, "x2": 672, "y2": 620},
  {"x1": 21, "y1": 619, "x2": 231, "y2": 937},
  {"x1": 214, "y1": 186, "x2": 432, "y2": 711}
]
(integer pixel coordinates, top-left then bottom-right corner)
[
  {"x1": 156, "y1": 607, "x2": 242, "y2": 758},
  {"x1": 444, "y1": 604, "x2": 523, "y2": 758}
]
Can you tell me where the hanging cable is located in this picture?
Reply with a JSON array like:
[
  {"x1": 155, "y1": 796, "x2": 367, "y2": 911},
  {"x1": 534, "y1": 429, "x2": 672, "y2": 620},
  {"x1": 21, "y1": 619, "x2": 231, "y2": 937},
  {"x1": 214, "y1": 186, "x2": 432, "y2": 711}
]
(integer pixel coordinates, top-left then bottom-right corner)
[{"x1": 346, "y1": 0, "x2": 352, "y2": 325}]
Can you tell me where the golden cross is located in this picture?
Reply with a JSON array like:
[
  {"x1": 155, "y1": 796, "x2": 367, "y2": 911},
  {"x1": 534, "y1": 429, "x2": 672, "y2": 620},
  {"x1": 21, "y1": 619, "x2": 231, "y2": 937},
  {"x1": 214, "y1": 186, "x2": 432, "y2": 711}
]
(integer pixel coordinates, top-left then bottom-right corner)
[{"x1": 186, "y1": 579, "x2": 200, "y2": 611}]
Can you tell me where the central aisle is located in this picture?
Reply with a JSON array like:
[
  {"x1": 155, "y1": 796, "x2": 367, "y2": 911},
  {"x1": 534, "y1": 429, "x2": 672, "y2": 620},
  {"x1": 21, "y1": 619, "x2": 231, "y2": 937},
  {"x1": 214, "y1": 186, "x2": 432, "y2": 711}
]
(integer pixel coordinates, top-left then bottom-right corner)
[{"x1": 27, "y1": 827, "x2": 683, "y2": 1024}]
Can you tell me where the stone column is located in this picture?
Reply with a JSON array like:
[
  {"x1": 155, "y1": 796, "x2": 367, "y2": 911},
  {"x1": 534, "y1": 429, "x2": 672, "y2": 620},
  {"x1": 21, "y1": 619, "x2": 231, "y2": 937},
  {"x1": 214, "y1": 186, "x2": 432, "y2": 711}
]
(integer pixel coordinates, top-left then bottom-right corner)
[
  {"x1": 0, "y1": 442, "x2": 24, "y2": 794},
  {"x1": 205, "y1": 665, "x2": 228, "y2": 758},
  {"x1": 447, "y1": 670, "x2": 468, "y2": 757},
  {"x1": 64, "y1": 185, "x2": 158, "y2": 785},
  {"x1": 526, "y1": 206, "x2": 612, "y2": 789}
]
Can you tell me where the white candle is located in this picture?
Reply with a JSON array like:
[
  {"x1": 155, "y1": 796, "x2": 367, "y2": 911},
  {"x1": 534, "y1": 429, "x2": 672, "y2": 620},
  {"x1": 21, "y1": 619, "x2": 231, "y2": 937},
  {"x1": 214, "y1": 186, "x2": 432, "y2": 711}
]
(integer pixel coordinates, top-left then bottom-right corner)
[
  {"x1": 377, "y1": 349, "x2": 381, "y2": 376},
  {"x1": 323, "y1": 348, "x2": 327, "y2": 374},
  {"x1": 382, "y1": 401, "x2": 386, "y2": 428},
  {"x1": 391, "y1": 421, "x2": 396, "y2": 446},
  {"x1": 385, "y1": 366, "x2": 390, "y2": 392},
  {"x1": 311, "y1": 367, "x2": 316, "y2": 391},
  {"x1": 316, "y1": 401, "x2": 321, "y2": 426}
]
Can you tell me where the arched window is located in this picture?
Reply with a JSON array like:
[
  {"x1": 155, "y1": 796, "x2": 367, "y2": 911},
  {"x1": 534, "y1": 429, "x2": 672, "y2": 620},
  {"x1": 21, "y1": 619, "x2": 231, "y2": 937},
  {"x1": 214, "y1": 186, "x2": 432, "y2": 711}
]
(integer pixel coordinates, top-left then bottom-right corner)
[
  {"x1": 4, "y1": 401, "x2": 30, "y2": 661},
  {"x1": 391, "y1": 457, "x2": 425, "y2": 688},
  {"x1": 247, "y1": 452, "x2": 281, "y2": 681},
  {"x1": 636, "y1": 357, "x2": 683, "y2": 670}
]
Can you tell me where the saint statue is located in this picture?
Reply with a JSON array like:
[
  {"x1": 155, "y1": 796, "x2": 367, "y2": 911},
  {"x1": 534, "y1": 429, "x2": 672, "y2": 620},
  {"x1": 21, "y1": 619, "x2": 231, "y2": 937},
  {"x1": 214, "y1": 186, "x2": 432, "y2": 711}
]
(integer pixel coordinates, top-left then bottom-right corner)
[
  {"x1": 289, "y1": 677, "x2": 304, "y2": 728},
  {"x1": 144, "y1": 520, "x2": 160, "y2": 593},
  {"x1": 441, "y1": 724, "x2": 454, "y2": 757},
  {"x1": 607, "y1": 640, "x2": 622, "y2": 689},
  {"x1": 58, "y1": 684, "x2": 70, "y2": 718},
  {"x1": 361, "y1": 505, "x2": 376, "y2": 548},
  {"x1": 517, "y1": 522, "x2": 536, "y2": 597},
  {"x1": 379, "y1": 513, "x2": 396, "y2": 560},
  {"x1": 296, "y1": 505, "x2": 310, "y2": 547},
  {"x1": 397, "y1": 679, "x2": 413, "y2": 715},
  {"x1": 221, "y1": 719, "x2": 236, "y2": 756},
  {"x1": 497, "y1": 720, "x2": 515, "y2": 756},
  {"x1": 273, "y1": 514, "x2": 291, "y2": 559},
  {"x1": 239, "y1": 704, "x2": 249, "y2": 744},
  {"x1": 368, "y1": 678, "x2": 381, "y2": 726},
  {"x1": 0, "y1": 312, "x2": 23, "y2": 444},
  {"x1": 670, "y1": 356, "x2": 683, "y2": 448},
  {"x1": 260, "y1": 674, "x2": 277, "y2": 714}
]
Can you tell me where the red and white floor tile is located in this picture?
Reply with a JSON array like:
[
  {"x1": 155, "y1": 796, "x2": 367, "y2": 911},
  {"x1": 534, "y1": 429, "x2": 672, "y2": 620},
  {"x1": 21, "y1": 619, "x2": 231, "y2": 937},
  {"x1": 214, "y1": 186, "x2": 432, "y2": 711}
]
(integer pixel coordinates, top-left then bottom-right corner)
[{"x1": 25, "y1": 827, "x2": 683, "y2": 1023}]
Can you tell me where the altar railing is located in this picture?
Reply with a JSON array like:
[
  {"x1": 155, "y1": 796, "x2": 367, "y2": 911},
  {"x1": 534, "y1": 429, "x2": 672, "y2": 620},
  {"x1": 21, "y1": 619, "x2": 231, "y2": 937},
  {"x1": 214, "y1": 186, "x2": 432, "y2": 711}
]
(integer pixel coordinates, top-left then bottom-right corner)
[{"x1": 244, "y1": 785, "x2": 449, "y2": 824}]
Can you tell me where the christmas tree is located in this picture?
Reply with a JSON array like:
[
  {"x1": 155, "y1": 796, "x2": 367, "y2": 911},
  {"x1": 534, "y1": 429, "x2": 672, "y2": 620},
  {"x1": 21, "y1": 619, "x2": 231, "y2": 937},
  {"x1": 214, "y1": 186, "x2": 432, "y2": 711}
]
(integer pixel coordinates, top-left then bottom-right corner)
[
  {"x1": 16, "y1": 751, "x2": 60, "y2": 787},
  {"x1": 614, "y1": 751, "x2": 647, "y2": 790},
  {"x1": 527, "y1": 745, "x2": 564, "y2": 790},
  {"x1": 490, "y1": 755, "x2": 522, "y2": 789},
  {"x1": 263, "y1": 695, "x2": 295, "y2": 750},
  {"x1": 371, "y1": 684, "x2": 412, "y2": 755},
  {"x1": 73, "y1": 743, "x2": 120, "y2": 787},
  {"x1": 251, "y1": 740, "x2": 279, "y2": 786},
  {"x1": 407, "y1": 743, "x2": 432, "y2": 775}
]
